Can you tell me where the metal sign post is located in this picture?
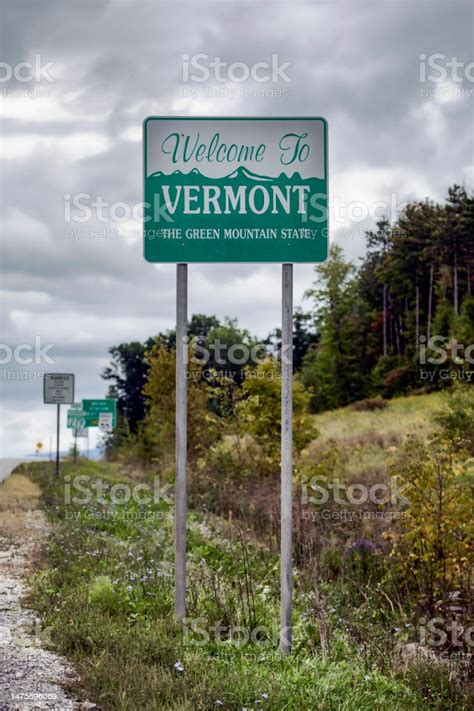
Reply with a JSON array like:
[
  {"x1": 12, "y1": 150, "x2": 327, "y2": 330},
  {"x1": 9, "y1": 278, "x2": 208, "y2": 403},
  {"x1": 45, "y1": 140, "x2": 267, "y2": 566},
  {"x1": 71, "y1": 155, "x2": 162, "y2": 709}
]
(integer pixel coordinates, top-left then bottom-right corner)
[
  {"x1": 73, "y1": 424, "x2": 77, "y2": 464},
  {"x1": 175, "y1": 262, "x2": 188, "y2": 620},
  {"x1": 280, "y1": 263, "x2": 293, "y2": 653},
  {"x1": 56, "y1": 403, "x2": 61, "y2": 477}
]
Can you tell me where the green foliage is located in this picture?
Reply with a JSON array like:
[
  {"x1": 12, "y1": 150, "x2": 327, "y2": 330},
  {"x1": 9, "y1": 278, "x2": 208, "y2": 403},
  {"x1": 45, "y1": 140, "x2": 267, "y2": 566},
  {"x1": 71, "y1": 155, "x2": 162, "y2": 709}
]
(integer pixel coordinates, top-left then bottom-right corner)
[
  {"x1": 202, "y1": 317, "x2": 261, "y2": 415},
  {"x1": 371, "y1": 355, "x2": 408, "y2": 396},
  {"x1": 101, "y1": 340, "x2": 154, "y2": 455},
  {"x1": 458, "y1": 295, "x2": 474, "y2": 344},
  {"x1": 433, "y1": 387, "x2": 474, "y2": 456},
  {"x1": 432, "y1": 299, "x2": 456, "y2": 339},
  {"x1": 141, "y1": 343, "x2": 220, "y2": 466},
  {"x1": 266, "y1": 308, "x2": 318, "y2": 372},
  {"x1": 238, "y1": 359, "x2": 318, "y2": 461},
  {"x1": 302, "y1": 187, "x2": 473, "y2": 410},
  {"x1": 88, "y1": 575, "x2": 123, "y2": 614},
  {"x1": 387, "y1": 389, "x2": 474, "y2": 609},
  {"x1": 302, "y1": 245, "x2": 373, "y2": 411},
  {"x1": 189, "y1": 313, "x2": 221, "y2": 338}
]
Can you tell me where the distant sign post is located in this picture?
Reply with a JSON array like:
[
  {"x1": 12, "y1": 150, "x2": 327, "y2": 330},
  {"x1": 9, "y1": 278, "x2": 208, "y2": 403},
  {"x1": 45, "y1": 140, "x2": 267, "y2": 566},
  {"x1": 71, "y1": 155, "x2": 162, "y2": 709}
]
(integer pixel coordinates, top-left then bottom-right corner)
[
  {"x1": 68, "y1": 404, "x2": 85, "y2": 464},
  {"x1": 44, "y1": 374, "x2": 75, "y2": 477},
  {"x1": 144, "y1": 117, "x2": 328, "y2": 652}
]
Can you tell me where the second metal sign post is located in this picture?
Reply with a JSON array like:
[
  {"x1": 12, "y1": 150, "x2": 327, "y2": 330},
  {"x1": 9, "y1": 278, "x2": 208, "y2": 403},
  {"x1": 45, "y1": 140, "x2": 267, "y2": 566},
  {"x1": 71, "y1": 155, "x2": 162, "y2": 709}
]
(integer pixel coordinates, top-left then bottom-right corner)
[{"x1": 175, "y1": 262, "x2": 188, "y2": 621}]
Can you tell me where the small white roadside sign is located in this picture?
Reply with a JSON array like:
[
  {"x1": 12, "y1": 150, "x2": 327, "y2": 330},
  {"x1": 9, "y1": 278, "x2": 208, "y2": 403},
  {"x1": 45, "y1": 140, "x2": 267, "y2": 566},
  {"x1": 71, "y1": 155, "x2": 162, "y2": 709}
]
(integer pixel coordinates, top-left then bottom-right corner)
[
  {"x1": 44, "y1": 373, "x2": 75, "y2": 404},
  {"x1": 98, "y1": 412, "x2": 113, "y2": 433}
]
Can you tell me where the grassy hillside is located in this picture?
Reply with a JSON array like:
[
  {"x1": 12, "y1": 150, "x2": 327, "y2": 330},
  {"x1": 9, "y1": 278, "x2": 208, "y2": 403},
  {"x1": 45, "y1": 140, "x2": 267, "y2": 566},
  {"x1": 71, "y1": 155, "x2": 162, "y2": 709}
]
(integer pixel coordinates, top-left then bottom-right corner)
[
  {"x1": 305, "y1": 392, "x2": 446, "y2": 480},
  {"x1": 314, "y1": 392, "x2": 445, "y2": 443}
]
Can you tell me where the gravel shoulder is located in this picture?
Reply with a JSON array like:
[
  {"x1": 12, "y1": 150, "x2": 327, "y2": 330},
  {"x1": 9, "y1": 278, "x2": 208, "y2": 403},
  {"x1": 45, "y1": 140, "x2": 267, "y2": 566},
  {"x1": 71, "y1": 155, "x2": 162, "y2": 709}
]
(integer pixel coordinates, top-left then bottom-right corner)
[{"x1": 0, "y1": 470, "x2": 84, "y2": 711}]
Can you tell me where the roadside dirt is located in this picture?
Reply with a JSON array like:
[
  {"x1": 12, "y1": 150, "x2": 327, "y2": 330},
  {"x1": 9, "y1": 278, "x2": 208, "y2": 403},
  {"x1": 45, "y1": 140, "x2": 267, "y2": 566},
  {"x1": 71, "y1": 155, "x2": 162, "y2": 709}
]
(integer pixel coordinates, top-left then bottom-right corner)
[{"x1": 0, "y1": 471, "x2": 84, "y2": 711}]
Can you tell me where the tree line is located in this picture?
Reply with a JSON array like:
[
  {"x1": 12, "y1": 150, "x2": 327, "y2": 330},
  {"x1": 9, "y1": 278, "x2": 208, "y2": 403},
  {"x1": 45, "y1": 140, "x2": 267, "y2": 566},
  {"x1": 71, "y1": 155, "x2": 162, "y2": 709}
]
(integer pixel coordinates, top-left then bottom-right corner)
[{"x1": 102, "y1": 184, "x2": 473, "y2": 454}]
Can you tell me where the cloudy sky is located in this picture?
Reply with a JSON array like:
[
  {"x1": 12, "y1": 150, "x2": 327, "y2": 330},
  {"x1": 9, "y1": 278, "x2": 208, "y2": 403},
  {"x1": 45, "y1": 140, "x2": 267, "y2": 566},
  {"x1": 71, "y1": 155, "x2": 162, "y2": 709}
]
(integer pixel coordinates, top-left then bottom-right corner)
[{"x1": 1, "y1": 0, "x2": 473, "y2": 457}]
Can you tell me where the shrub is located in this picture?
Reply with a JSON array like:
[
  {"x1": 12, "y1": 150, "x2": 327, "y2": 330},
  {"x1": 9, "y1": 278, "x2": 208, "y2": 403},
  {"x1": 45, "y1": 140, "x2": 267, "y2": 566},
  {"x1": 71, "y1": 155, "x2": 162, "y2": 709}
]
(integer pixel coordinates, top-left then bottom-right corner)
[
  {"x1": 383, "y1": 365, "x2": 416, "y2": 397},
  {"x1": 350, "y1": 397, "x2": 388, "y2": 412},
  {"x1": 141, "y1": 343, "x2": 221, "y2": 466},
  {"x1": 238, "y1": 359, "x2": 318, "y2": 462},
  {"x1": 433, "y1": 387, "x2": 474, "y2": 456},
  {"x1": 88, "y1": 575, "x2": 122, "y2": 614},
  {"x1": 387, "y1": 430, "x2": 473, "y2": 611},
  {"x1": 371, "y1": 356, "x2": 418, "y2": 398}
]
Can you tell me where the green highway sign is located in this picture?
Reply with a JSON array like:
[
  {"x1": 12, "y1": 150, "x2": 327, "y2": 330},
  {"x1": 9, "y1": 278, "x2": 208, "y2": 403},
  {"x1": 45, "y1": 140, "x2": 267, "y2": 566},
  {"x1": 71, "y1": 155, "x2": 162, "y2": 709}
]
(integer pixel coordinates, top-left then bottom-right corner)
[
  {"x1": 67, "y1": 409, "x2": 86, "y2": 429},
  {"x1": 143, "y1": 117, "x2": 328, "y2": 263},
  {"x1": 82, "y1": 399, "x2": 117, "y2": 428}
]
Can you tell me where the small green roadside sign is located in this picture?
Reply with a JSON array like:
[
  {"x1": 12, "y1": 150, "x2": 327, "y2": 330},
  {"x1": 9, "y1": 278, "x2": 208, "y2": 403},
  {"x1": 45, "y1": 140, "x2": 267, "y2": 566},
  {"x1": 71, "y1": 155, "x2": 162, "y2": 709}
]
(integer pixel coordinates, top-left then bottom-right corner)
[
  {"x1": 67, "y1": 410, "x2": 86, "y2": 428},
  {"x1": 82, "y1": 399, "x2": 117, "y2": 428},
  {"x1": 67, "y1": 402, "x2": 85, "y2": 429},
  {"x1": 144, "y1": 117, "x2": 328, "y2": 263}
]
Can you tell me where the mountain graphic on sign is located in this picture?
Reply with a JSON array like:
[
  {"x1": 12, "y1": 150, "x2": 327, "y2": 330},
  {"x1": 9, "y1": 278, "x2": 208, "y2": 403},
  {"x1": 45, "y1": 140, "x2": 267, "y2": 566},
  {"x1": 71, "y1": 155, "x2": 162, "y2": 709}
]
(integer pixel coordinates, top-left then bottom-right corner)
[
  {"x1": 225, "y1": 166, "x2": 273, "y2": 181},
  {"x1": 150, "y1": 168, "x2": 202, "y2": 178},
  {"x1": 148, "y1": 167, "x2": 321, "y2": 183}
]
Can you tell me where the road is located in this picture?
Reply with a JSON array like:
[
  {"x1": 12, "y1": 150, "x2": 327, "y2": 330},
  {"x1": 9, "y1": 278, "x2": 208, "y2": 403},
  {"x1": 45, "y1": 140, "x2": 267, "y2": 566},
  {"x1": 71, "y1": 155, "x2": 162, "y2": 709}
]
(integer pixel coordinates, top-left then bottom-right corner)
[{"x1": 0, "y1": 459, "x2": 25, "y2": 484}]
